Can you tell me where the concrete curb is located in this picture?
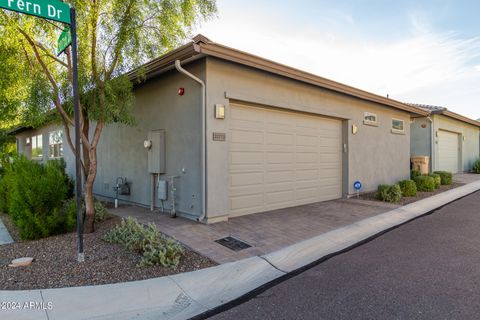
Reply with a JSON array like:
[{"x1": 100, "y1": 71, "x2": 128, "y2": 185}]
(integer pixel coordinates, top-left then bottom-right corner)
[
  {"x1": 1, "y1": 181, "x2": 479, "y2": 320},
  {"x1": 0, "y1": 217, "x2": 14, "y2": 245}
]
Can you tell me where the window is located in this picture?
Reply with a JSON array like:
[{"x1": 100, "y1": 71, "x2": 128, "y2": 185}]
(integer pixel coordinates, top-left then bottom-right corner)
[
  {"x1": 32, "y1": 134, "x2": 43, "y2": 158},
  {"x1": 391, "y1": 119, "x2": 405, "y2": 134},
  {"x1": 363, "y1": 112, "x2": 378, "y2": 126},
  {"x1": 49, "y1": 130, "x2": 64, "y2": 158}
]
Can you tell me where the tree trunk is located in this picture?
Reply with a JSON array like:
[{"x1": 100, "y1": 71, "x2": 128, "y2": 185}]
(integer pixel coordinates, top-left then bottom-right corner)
[
  {"x1": 84, "y1": 180, "x2": 95, "y2": 233},
  {"x1": 82, "y1": 120, "x2": 90, "y2": 180},
  {"x1": 83, "y1": 145, "x2": 98, "y2": 233}
]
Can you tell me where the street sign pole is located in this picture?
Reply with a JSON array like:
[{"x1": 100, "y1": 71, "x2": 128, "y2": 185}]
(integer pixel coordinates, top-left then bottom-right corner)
[
  {"x1": 1, "y1": 0, "x2": 84, "y2": 262},
  {"x1": 70, "y1": 7, "x2": 84, "y2": 262}
]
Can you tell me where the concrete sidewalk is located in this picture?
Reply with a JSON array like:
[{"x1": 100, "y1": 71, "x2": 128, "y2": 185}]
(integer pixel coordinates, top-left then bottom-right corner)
[
  {"x1": 0, "y1": 217, "x2": 13, "y2": 245},
  {"x1": 2, "y1": 180, "x2": 480, "y2": 320}
]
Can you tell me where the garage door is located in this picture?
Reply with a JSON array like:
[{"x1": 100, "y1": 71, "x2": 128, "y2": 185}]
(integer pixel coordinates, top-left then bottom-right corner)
[
  {"x1": 438, "y1": 130, "x2": 460, "y2": 173},
  {"x1": 229, "y1": 103, "x2": 343, "y2": 217}
]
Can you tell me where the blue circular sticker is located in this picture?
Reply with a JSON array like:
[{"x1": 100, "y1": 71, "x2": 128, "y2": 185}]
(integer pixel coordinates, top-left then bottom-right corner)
[{"x1": 354, "y1": 181, "x2": 362, "y2": 190}]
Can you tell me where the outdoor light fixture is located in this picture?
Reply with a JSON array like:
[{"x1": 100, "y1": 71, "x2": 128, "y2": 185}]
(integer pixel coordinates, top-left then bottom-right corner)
[
  {"x1": 215, "y1": 104, "x2": 225, "y2": 119},
  {"x1": 178, "y1": 87, "x2": 185, "y2": 96},
  {"x1": 144, "y1": 140, "x2": 152, "y2": 149},
  {"x1": 352, "y1": 125, "x2": 358, "y2": 135}
]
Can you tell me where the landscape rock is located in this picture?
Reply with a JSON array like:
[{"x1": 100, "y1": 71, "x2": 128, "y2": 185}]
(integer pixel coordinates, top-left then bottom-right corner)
[{"x1": 8, "y1": 257, "x2": 34, "y2": 267}]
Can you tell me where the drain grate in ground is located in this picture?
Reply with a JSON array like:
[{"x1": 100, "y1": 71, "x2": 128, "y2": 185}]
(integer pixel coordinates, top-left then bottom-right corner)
[{"x1": 215, "y1": 236, "x2": 252, "y2": 252}]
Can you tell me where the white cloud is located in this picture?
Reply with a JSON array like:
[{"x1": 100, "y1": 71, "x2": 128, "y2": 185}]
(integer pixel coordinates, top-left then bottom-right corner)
[{"x1": 195, "y1": 4, "x2": 480, "y2": 119}]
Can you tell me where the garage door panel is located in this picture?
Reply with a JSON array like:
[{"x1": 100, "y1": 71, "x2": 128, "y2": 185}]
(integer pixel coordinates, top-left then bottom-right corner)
[
  {"x1": 230, "y1": 151, "x2": 264, "y2": 165},
  {"x1": 296, "y1": 135, "x2": 318, "y2": 147},
  {"x1": 266, "y1": 132, "x2": 294, "y2": 145},
  {"x1": 265, "y1": 190, "x2": 295, "y2": 205},
  {"x1": 266, "y1": 171, "x2": 295, "y2": 183},
  {"x1": 266, "y1": 152, "x2": 294, "y2": 164},
  {"x1": 230, "y1": 172, "x2": 264, "y2": 187},
  {"x1": 296, "y1": 169, "x2": 319, "y2": 181},
  {"x1": 295, "y1": 188, "x2": 319, "y2": 201},
  {"x1": 296, "y1": 152, "x2": 319, "y2": 163},
  {"x1": 230, "y1": 194, "x2": 264, "y2": 211},
  {"x1": 231, "y1": 129, "x2": 263, "y2": 144},
  {"x1": 229, "y1": 103, "x2": 342, "y2": 216}
]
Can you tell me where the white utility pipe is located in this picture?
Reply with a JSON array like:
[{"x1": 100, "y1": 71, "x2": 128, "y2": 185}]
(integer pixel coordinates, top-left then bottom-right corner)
[
  {"x1": 426, "y1": 116, "x2": 434, "y2": 172},
  {"x1": 175, "y1": 60, "x2": 207, "y2": 222}
]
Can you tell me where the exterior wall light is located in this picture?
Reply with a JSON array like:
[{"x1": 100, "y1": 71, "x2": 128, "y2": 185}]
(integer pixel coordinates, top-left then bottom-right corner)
[
  {"x1": 215, "y1": 104, "x2": 225, "y2": 119},
  {"x1": 143, "y1": 140, "x2": 152, "y2": 149}
]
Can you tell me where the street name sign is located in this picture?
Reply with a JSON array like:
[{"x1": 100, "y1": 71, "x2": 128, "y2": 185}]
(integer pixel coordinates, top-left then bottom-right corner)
[
  {"x1": 57, "y1": 26, "x2": 71, "y2": 55},
  {"x1": 0, "y1": 0, "x2": 71, "y2": 24}
]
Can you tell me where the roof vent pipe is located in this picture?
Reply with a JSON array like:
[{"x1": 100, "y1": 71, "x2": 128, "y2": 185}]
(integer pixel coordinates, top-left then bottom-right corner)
[{"x1": 174, "y1": 60, "x2": 207, "y2": 222}]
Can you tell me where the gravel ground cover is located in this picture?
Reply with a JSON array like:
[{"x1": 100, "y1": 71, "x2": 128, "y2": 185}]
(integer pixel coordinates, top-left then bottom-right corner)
[
  {"x1": 358, "y1": 182, "x2": 464, "y2": 205},
  {"x1": 0, "y1": 215, "x2": 216, "y2": 290}
]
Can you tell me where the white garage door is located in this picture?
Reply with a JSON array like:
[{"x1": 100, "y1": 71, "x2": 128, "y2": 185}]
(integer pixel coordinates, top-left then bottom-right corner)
[
  {"x1": 229, "y1": 103, "x2": 343, "y2": 217},
  {"x1": 438, "y1": 130, "x2": 460, "y2": 173}
]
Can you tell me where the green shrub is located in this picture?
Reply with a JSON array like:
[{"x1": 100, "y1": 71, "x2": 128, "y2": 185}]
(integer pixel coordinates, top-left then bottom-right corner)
[
  {"x1": 410, "y1": 169, "x2": 422, "y2": 180},
  {"x1": 428, "y1": 173, "x2": 441, "y2": 189},
  {"x1": 398, "y1": 180, "x2": 417, "y2": 197},
  {"x1": 94, "y1": 200, "x2": 110, "y2": 223},
  {"x1": 473, "y1": 158, "x2": 480, "y2": 174},
  {"x1": 49, "y1": 158, "x2": 75, "y2": 198},
  {"x1": 104, "y1": 217, "x2": 184, "y2": 268},
  {"x1": 376, "y1": 184, "x2": 402, "y2": 203},
  {"x1": 3, "y1": 156, "x2": 74, "y2": 239},
  {"x1": 0, "y1": 162, "x2": 13, "y2": 213},
  {"x1": 414, "y1": 175, "x2": 436, "y2": 192},
  {"x1": 66, "y1": 198, "x2": 110, "y2": 223},
  {"x1": 433, "y1": 171, "x2": 453, "y2": 185}
]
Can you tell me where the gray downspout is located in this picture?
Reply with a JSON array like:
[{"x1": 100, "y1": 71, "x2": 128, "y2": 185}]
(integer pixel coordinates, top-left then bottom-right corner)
[
  {"x1": 426, "y1": 116, "x2": 434, "y2": 172},
  {"x1": 175, "y1": 60, "x2": 207, "y2": 222}
]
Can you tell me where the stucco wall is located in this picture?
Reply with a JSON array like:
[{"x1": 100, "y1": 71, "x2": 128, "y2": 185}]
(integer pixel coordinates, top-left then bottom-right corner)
[
  {"x1": 93, "y1": 61, "x2": 204, "y2": 217},
  {"x1": 205, "y1": 57, "x2": 413, "y2": 221},
  {"x1": 15, "y1": 62, "x2": 204, "y2": 219},
  {"x1": 432, "y1": 114, "x2": 480, "y2": 172},
  {"x1": 410, "y1": 117, "x2": 432, "y2": 170}
]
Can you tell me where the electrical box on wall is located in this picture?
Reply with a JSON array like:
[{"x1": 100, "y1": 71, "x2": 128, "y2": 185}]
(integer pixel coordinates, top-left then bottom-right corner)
[
  {"x1": 157, "y1": 179, "x2": 168, "y2": 200},
  {"x1": 148, "y1": 130, "x2": 166, "y2": 174}
]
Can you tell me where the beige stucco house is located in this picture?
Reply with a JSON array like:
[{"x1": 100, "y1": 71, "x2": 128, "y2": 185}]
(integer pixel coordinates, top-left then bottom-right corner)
[
  {"x1": 411, "y1": 105, "x2": 480, "y2": 173},
  {"x1": 13, "y1": 35, "x2": 430, "y2": 223}
]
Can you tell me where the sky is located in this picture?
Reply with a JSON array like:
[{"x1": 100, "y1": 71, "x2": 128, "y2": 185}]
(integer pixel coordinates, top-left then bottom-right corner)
[{"x1": 195, "y1": 0, "x2": 480, "y2": 120}]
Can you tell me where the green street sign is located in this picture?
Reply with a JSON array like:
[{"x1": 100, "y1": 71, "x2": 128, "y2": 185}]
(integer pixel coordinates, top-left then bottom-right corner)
[
  {"x1": 57, "y1": 27, "x2": 71, "y2": 55},
  {"x1": 0, "y1": 0, "x2": 71, "y2": 24}
]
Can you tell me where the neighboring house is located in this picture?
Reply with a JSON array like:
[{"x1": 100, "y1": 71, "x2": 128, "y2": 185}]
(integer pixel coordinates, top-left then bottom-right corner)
[
  {"x1": 12, "y1": 35, "x2": 429, "y2": 223},
  {"x1": 410, "y1": 104, "x2": 480, "y2": 173},
  {"x1": 13, "y1": 123, "x2": 75, "y2": 176}
]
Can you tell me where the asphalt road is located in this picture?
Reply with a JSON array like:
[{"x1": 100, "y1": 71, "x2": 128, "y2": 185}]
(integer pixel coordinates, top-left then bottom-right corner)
[{"x1": 207, "y1": 191, "x2": 480, "y2": 320}]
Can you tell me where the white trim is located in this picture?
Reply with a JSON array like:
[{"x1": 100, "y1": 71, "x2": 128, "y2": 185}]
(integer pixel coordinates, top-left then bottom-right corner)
[
  {"x1": 391, "y1": 118, "x2": 405, "y2": 133},
  {"x1": 363, "y1": 112, "x2": 378, "y2": 126}
]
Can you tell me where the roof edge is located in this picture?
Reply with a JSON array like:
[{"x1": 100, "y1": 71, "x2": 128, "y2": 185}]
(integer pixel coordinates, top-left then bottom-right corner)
[
  {"x1": 195, "y1": 39, "x2": 429, "y2": 116},
  {"x1": 437, "y1": 110, "x2": 480, "y2": 128}
]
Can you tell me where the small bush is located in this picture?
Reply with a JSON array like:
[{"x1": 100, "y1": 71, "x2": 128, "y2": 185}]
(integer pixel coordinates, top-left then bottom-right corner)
[
  {"x1": 473, "y1": 158, "x2": 480, "y2": 174},
  {"x1": 2, "y1": 156, "x2": 75, "y2": 239},
  {"x1": 66, "y1": 198, "x2": 110, "y2": 223},
  {"x1": 399, "y1": 180, "x2": 417, "y2": 197},
  {"x1": 428, "y1": 173, "x2": 441, "y2": 189},
  {"x1": 0, "y1": 162, "x2": 13, "y2": 213},
  {"x1": 410, "y1": 169, "x2": 422, "y2": 180},
  {"x1": 94, "y1": 200, "x2": 110, "y2": 223},
  {"x1": 433, "y1": 171, "x2": 453, "y2": 185},
  {"x1": 376, "y1": 184, "x2": 402, "y2": 203},
  {"x1": 414, "y1": 175, "x2": 436, "y2": 192},
  {"x1": 104, "y1": 217, "x2": 184, "y2": 268}
]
